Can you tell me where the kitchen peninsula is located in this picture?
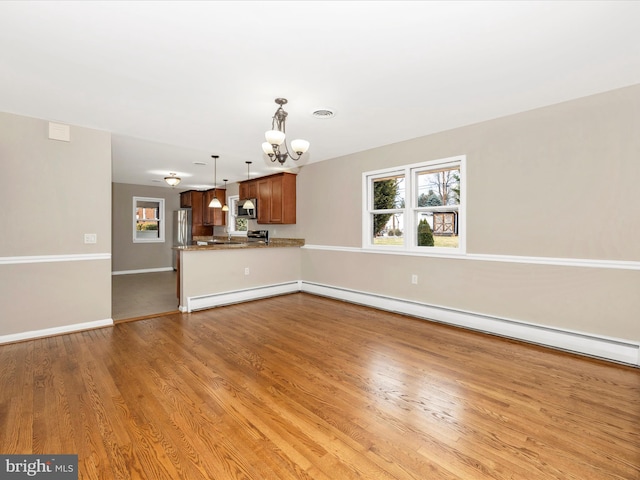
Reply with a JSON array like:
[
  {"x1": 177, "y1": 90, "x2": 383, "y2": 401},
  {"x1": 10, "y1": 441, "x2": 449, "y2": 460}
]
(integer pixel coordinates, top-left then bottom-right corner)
[{"x1": 174, "y1": 236, "x2": 304, "y2": 313}]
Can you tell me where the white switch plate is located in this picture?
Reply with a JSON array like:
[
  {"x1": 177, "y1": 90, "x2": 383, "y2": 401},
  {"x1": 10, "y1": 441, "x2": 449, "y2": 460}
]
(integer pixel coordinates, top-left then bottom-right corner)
[
  {"x1": 411, "y1": 274, "x2": 418, "y2": 284},
  {"x1": 84, "y1": 233, "x2": 97, "y2": 244},
  {"x1": 244, "y1": 267, "x2": 250, "y2": 275}
]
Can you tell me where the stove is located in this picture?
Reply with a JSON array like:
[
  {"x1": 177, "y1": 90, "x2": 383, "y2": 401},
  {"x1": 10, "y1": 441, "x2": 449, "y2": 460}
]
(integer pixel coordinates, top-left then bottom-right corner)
[{"x1": 246, "y1": 230, "x2": 269, "y2": 244}]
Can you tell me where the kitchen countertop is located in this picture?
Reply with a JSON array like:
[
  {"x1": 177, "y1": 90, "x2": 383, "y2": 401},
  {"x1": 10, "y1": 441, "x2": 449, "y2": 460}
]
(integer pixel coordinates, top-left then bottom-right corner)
[{"x1": 173, "y1": 237, "x2": 305, "y2": 251}]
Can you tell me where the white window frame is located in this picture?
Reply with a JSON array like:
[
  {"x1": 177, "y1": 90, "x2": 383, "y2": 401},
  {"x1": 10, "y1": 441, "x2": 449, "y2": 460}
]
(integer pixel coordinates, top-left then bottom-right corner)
[
  {"x1": 362, "y1": 155, "x2": 466, "y2": 255},
  {"x1": 133, "y1": 196, "x2": 165, "y2": 243},
  {"x1": 227, "y1": 195, "x2": 248, "y2": 236}
]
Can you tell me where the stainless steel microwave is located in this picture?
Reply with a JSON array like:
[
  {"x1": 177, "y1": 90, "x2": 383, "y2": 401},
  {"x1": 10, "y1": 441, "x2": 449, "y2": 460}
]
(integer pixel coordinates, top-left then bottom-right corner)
[{"x1": 237, "y1": 198, "x2": 258, "y2": 219}]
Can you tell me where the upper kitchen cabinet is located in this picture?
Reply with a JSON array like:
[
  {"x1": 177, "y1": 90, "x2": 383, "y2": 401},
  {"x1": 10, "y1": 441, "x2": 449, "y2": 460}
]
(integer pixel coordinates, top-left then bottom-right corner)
[
  {"x1": 239, "y1": 180, "x2": 258, "y2": 200},
  {"x1": 259, "y1": 172, "x2": 297, "y2": 224},
  {"x1": 203, "y1": 189, "x2": 226, "y2": 226},
  {"x1": 179, "y1": 190, "x2": 213, "y2": 236},
  {"x1": 239, "y1": 172, "x2": 296, "y2": 224},
  {"x1": 180, "y1": 190, "x2": 204, "y2": 224}
]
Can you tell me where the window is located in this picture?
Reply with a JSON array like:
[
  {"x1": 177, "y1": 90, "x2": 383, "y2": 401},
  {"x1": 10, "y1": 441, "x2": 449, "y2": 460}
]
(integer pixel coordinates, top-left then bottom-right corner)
[
  {"x1": 363, "y1": 155, "x2": 465, "y2": 253},
  {"x1": 227, "y1": 195, "x2": 248, "y2": 235},
  {"x1": 133, "y1": 197, "x2": 165, "y2": 243}
]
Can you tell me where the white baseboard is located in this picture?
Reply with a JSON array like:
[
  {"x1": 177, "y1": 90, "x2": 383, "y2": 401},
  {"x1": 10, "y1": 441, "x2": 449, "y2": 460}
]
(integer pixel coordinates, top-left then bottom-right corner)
[
  {"x1": 301, "y1": 282, "x2": 640, "y2": 366},
  {"x1": 0, "y1": 319, "x2": 113, "y2": 345},
  {"x1": 112, "y1": 267, "x2": 174, "y2": 275},
  {"x1": 186, "y1": 281, "x2": 302, "y2": 312}
]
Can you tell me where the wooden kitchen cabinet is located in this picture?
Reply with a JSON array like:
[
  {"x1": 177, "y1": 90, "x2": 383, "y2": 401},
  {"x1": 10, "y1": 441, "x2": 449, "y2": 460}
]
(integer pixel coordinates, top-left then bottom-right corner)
[
  {"x1": 180, "y1": 190, "x2": 195, "y2": 208},
  {"x1": 180, "y1": 190, "x2": 204, "y2": 224},
  {"x1": 258, "y1": 172, "x2": 296, "y2": 224},
  {"x1": 239, "y1": 172, "x2": 296, "y2": 224},
  {"x1": 179, "y1": 190, "x2": 213, "y2": 236},
  {"x1": 239, "y1": 180, "x2": 258, "y2": 200},
  {"x1": 203, "y1": 188, "x2": 226, "y2": 226}
]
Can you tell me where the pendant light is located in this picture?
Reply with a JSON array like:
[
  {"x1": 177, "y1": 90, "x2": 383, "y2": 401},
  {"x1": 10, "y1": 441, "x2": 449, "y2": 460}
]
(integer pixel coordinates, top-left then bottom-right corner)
[
  {"x1": 221, "y1": 179, "x2": 229, "y2": 212},
  {"x1": 208, "y1": 155, "x2": 222, "y2": 208},
  {"x1": 243, "y1": 161, "x2": 255, "y2": 210}
]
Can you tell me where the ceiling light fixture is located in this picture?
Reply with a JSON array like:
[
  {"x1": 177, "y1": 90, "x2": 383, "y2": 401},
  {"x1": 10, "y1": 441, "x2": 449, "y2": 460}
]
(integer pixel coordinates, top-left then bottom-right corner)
[
  {"x1": 222, "y1": 179, "x2": 229, "y2": 212},
  {"x1": 243, "y1": 162, "x2": 255, "y2": 210},
  {"x1": 261, "y1": 98, "x2": 310, "y2": 165},
  {"x1": 164, "y1": 173, "x2": 181, "y2": 187},
  {"x1": 208, "y1": 155, "x2": 222, "y2": 208}
]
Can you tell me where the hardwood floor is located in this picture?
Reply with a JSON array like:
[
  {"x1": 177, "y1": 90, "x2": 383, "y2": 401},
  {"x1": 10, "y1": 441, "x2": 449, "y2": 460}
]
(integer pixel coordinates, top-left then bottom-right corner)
[{"x1": 1, "y1": 293, "x2": 638, "y2": 479}]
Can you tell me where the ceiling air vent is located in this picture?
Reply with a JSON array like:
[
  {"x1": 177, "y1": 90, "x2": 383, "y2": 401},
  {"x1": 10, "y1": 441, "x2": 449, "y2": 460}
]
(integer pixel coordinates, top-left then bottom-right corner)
[{"x1": 311, "y1": 108, "x2": 335, "y2": 119}]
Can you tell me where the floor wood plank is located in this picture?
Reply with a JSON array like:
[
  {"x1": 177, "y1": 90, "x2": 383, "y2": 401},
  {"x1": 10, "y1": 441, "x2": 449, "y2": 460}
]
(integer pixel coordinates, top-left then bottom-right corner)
[{"x1": 1, "y1": 293, "x2": 638, "y2": 479}]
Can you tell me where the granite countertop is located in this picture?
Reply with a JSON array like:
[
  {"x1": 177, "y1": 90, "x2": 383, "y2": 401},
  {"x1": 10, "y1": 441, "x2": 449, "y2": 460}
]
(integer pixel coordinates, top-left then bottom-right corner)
[{"x1": 173, "y1": 237, "x2": 305, "y2": 251}]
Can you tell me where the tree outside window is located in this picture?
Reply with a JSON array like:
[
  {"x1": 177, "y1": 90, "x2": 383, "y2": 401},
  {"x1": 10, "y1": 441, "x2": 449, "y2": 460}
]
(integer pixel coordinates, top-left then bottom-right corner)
[{"x1": 371, "y1": 174, "x2": 404, "y2": 246}]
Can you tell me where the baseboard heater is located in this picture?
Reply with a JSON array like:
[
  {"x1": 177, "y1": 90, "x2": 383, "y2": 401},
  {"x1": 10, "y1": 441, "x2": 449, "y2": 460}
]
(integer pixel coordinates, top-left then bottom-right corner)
[{"x1": 185, "y1": 281, "x2": 302, "y2": 312}]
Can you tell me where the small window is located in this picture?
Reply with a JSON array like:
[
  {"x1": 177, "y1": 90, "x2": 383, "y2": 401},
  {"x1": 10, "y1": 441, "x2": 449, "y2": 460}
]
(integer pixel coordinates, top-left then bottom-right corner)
[
  {"x1": 133, "y1": 197, "x2": 165, "y2": 243},
  {"x1": 228, "y1": 195, "x2": 248, "y2": 234},
  {"x1": 363, "y1": 155, "x2": 465, "y2": 253}
]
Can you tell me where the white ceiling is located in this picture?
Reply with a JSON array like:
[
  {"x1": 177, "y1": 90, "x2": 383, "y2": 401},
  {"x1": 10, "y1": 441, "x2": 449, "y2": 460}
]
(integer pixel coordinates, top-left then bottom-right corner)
[{"x1": 2, "y1": 1, "x2": 640, "y2": 189}]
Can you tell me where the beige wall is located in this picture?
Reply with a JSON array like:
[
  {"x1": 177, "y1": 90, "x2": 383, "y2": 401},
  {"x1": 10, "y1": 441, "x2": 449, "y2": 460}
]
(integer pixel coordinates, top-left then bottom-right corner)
[
  {"x1": 180, "y1": 247, "x2": 301, "y2": 304},
  {"x1": 296, "y1": 84, "x2": 640, "y2": 343},
  {"x1": 112, "y1": 182, "x2": 181, "y2": 272},
  {"x1": 300, "y1": 250, "x2": 640, "y2": 341},
  {"x1": 0, "y1": 111, "x2": 111, "y2": 336}
]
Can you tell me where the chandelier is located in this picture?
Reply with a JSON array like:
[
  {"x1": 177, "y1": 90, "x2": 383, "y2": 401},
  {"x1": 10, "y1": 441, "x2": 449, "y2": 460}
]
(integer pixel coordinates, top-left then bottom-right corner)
[
  {"x1": 164, "y1": 173, "x2": 181, "y2": 187},
  {"x1": 261, "y1": 98, "x2": 310, "y2": 165}
]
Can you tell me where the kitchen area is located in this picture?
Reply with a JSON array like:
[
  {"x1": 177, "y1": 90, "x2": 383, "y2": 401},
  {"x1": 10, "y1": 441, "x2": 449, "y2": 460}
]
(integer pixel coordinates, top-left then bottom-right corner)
[
  {"x1": 173, "y1": 170, "x2": 304, "y2": 313},
  {"x1": 111, "y1": 170, "x2": 304, "y2": 321}
]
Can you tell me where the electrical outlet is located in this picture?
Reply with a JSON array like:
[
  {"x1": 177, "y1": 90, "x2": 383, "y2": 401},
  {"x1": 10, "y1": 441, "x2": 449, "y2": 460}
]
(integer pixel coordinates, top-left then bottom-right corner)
[
  {"x1": 84, "y1": 233, "x2": 97, "y2": 244},
  {"x1": 411, "y1": 274, "x2": 418, "y2": 285},
  {"x1": 244, "y1": 267, "x2": 250, "y2": 275}
]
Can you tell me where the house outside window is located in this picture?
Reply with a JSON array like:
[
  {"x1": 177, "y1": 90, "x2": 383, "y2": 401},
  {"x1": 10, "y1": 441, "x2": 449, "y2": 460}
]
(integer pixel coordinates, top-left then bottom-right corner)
[
  {"x1": 363, "y1": 155, "x2": 465, "y2": 253},
  {"x1": 133, "y1": 196, "x2": 165, "y2": 243}
]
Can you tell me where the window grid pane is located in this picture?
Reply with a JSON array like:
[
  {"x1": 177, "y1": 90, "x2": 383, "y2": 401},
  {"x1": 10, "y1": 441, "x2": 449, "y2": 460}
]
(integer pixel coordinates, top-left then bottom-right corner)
[
  {"x1": 416, "y1": 167, "x2": 460, "y2": 208},
  {"x1": 372, "y1": 213, "x2": 404, "y2": 246},
  {"x1": 372, "y1": 175, "x2": 405, "y2": 210}
]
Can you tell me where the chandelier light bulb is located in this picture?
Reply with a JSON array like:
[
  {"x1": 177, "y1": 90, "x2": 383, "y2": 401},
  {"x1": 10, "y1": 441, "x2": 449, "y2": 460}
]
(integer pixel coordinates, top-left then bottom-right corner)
[
  {"x1": 265, "y1": 129, "x2": 285, "y2": 146},
  {"x1": 262, "y1": 142, "x2": 275, "y2": 155},
  {"x1": 290, "y1": 139, "x2": 310, "y2": 155}
]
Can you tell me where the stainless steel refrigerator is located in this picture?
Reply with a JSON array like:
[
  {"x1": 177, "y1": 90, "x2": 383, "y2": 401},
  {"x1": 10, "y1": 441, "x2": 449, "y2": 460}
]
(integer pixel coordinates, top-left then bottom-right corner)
[{"x1": 172, "y1": 208, "x2": 192, "y2": 269}]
